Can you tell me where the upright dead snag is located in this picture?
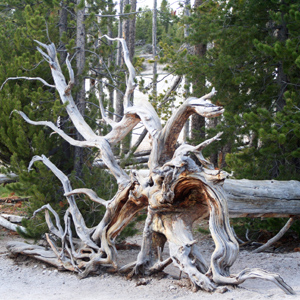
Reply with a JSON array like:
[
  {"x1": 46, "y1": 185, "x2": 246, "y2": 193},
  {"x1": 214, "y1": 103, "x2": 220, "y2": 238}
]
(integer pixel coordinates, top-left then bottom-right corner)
[{"x1": 4, "y1": 38, "x2": 295, "y2": 295}]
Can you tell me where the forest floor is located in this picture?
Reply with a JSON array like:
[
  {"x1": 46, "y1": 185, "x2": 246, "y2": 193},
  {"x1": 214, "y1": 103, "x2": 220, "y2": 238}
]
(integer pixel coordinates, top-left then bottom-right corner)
[{"x1": 0, "y1": 221, "x2": 300, "y2": 300}]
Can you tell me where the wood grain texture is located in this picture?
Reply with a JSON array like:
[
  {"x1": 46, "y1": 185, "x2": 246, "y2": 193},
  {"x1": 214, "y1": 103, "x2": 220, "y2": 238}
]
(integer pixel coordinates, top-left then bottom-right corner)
[{"x1": 225, "y1": 179, "x2": 300, "y2": 217}]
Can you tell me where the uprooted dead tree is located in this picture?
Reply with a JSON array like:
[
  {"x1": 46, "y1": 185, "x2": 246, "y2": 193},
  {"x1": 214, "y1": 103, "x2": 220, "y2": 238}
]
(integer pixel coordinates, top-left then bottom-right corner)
[{"x1": 2, "y1": 37, "x2": 296, "y2": 295}]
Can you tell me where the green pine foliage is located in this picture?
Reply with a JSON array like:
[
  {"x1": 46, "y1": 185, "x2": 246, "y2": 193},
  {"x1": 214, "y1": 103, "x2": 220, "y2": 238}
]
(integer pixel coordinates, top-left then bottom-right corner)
[
  {"x1": 0, "y1": 0, "x2": 71, "y2": 237},
  {"x1": 135, "y1": 9, "x2": 153, "y2": 45},
  {"x1": 0, "y1": 0, "x2": 119, "y2": 238},
  {"x1": 161, "y1": 0, "x2": 300, "y2": 180},
  {"x1": 135, "y1": 1, "x2": 182, "y2": 47}
]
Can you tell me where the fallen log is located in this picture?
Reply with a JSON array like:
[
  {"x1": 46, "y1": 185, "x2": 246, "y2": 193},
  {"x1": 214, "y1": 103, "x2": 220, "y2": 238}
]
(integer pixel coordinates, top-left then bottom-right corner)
[
  {"x1": 0, "y1": 197, "x2": 29, "y2": 203},
  {"x1": 93, "y1": 161, "x2": 300, "y2": 218},
  {"x1": 0, "y1": 173, "x2": 18, "y2": 184},
  {"x1": 224, "y1": 179, "x2": 300, "y2": 218},
  {"x1": 6, "y1": 241, "x2": 66, "y2": 269},
  {"x1": 1, "y1": 213, "x2": 26, "y2": 223},
  {"x1": 0, "y1": 215, "x2": 27, "y2": 233},
  {"x1": 93, "y1": 155, "x2": 149, "y2": 168}
]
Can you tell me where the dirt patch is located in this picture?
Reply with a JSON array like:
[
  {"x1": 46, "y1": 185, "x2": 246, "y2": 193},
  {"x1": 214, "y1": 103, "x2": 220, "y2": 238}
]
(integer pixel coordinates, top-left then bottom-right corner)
[{"x1": 0, "y1": 224, "x2": 299, "y2": 300}]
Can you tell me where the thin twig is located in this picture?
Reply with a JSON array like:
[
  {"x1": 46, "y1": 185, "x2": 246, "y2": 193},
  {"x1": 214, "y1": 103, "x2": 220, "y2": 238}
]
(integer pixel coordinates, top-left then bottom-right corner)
[
  {"x1": 87, "y1": 10, "x2": 147, "y2": 18},
  {"x1": 85, "y1": 49, "x2": 115, "y2": 84},
  {"x1": 125, "y1": 128, "x2": 148, "y2": 159},
  {"x1": 21, "y1": 60, "x2": 44, "y2": 72},
  {"x1": 157, "y1": 75, "x2": 182, "y2": 108}
]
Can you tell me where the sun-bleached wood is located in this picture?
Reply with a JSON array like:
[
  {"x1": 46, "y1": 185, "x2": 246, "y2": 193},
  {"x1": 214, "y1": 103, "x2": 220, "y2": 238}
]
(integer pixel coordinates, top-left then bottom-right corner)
[
  {"x1": 0, "y1": 215, "x2": 26, "y2": 233},
  {"x1": 0, "y1": 173, "x2": 18, "y2": 184},
  {"x1": 3, "y1": 39, "x2": 295, "y2": 295},
  {"x1": 224, "y1": 179, "x2": 300, "y2": 217},
  {"x1": 2, "y1": 175, "x2": 300, "y2": 218},
  {"x1": 252, "y1": 217, "x2": 294, "y2": 253},
  {"x1": 1, "y1": 214, "x2": 25, "y2": 223}
]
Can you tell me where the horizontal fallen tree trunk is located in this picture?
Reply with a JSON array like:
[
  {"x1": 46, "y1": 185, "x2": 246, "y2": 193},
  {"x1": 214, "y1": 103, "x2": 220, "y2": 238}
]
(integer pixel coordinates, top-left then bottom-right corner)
[
  {"x1": 0, "y1": 215, "x2": 27, "y2": 233},
  {"x1": 224, "y1": 179, "x2": 300, "y2": 218},
  {"x1": 1, "y1": 214, "x2": 26, "y2": 223},
  {"x1": 93, "y1": 155, "x2": 149, "y2": 168},
  {"x1": 0, "y1": 173, "x2": 18, "y2": 184},
  {"x1": 7, "y1": 241, "x2": 66, "y2": 269},
  {"x1": 0, "y1": 198, "x2": 29, "y2": 204},
  {"x1": 1, "y1": 174, "x2": 299, "y2": 219},
  {"x1": 91, "y1": 156, "x2": 300, "y2": 218}
]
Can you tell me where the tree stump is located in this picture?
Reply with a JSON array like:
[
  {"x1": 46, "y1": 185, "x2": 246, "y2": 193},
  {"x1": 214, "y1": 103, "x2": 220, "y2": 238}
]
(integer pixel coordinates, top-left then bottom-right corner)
[{"x1": 2, "y1": 38, "x2": 295, "y2": 295}]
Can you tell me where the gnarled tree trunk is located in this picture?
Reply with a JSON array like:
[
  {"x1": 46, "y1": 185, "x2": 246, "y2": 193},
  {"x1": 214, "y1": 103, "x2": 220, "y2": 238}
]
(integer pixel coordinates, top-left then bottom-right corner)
[{"x1": 2, "y1": 38, "x2": 295, "y2": 295}]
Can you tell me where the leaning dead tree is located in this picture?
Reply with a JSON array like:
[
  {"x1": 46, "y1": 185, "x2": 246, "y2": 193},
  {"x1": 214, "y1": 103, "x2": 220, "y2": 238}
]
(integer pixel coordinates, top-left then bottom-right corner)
[{"x1": 4, "y1": 38, "x2": 295, "y2": 295}]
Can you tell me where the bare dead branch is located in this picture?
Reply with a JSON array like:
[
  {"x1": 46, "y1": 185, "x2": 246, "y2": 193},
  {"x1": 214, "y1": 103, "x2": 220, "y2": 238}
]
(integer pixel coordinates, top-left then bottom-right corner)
[
  {"x1": 165, "y1": 132, "x2": 223, "y2": 168},
  {"x1": 98, "y1": 90, "x2": 117, "y2": 127},
  {"x1": 149, "y1": 90, "x2": 224, "y2": 168},
  {"x1": 0, "y1": 215, "x2": 27, "y2": 233},
  {"x1": 15, "y1": 111, "x2": 92, "y2": 148},
  {"x1": 64, "y1": 188, "x2": 108, "y2": 207},
  {"x1": 89, "y1": 10, "x2": 147, "y2": 18},
  {"x1": 64, "y1": 53, "x2": 74, "y2": 95},
  {"x1": 157, "y1": 75, "x2": 182, "y2": 108},
  {"x1": 100, "y1": 35, "x2": 135, "y2": 108},
  {"x1": 252, "y1": 217, "x2": 295, "y2": 253},
  {"x1": 32, "y1": 204, "x2": 64, "y2": 238},
  {"x1": 124, "y1": 128, "x2": 148, "y2": 159},
  {"x1": 30, "y1": 155, "x2": 99, "y2": 250},
  {"x1": 0, "y1": 173, "x2": 18, "y2": 184},
  {"x1": 0, "y1": 76, "x2": 55, "y2": 91}
]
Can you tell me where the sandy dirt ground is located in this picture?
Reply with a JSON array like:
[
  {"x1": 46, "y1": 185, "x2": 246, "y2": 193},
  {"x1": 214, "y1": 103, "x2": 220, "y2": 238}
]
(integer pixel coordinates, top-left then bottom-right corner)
[{"x1": 1, "y1": 227, "x2": 300, "y2": 300}]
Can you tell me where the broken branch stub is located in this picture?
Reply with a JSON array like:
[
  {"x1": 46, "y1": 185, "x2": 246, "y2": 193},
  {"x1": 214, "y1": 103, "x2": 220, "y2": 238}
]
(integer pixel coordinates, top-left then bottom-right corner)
[{"x1": 4, "y1": 39, "x2": 295, "y2": 295}]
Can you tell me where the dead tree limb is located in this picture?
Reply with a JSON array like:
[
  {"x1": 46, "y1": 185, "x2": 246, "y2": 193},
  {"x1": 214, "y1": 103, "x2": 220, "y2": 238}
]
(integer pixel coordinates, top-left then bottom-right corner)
[
  {"x1": 0, "y1": 173, "x2": 18, "y2": 184},
  {"x1": 0, "y1": 215, "x2": 27, "y2": 233},
  {"x1": 252, "y1": 217, "x2": 295, "y2": 253},
  {"x1": 224, "y1": 179, "x2": 300, "y2": 217}
]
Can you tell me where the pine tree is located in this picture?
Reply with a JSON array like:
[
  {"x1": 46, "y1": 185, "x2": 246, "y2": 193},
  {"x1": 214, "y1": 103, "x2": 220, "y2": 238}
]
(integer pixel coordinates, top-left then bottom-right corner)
[
  {"x1": 0, "y1": 0, "x2": 119, "y2": 237},
  {"x1": 161, "y1": 0, "x2": 300, "y2": 180},
  {"x1": 0, "y1": 0, "x2": 67, "y2": 236}
]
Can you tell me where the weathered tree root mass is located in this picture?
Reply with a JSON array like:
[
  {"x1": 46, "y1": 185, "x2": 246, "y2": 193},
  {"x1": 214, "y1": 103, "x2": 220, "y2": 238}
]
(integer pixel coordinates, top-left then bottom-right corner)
[{"x1": 5, "y1": 39, "x2": 295, "y2": 295}]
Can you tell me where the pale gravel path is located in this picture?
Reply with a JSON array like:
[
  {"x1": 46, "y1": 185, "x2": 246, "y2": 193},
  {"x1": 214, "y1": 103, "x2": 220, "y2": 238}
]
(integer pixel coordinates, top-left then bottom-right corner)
[{"x1": 0, "y1": 231, "x2": 299, "y2": 300}]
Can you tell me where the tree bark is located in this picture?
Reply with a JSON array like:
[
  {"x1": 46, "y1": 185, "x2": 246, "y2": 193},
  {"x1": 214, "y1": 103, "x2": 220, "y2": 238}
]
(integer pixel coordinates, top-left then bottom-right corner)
[
  {"x1": 107, "y1": 18, "x2": 114, "y2": 113},
  {"x1": 183, "y1": 0, "x2": 191, "y2": 142},
  {"x1": 224, "y1": 179, "x2": 300, "y2": 218},
  {"x1": 0, "y1": 215, "x2": 26, "y2": 233},
  {"x1": 58, "y1": 1, "x2": 68, "y2": 64},
  {"x1": 74, "y1": 0, "x2": 86, "y2": 176},
  {"x1": 58, "y1": 1, "x2": 72, "y2": 173},
  {"x1": 115, "y1": 0, "x2": 124, "y2": 123},
  {"x1": 190, "y1": 0, "x2": 206, "y2": 142},
  {"x1": 129, "y1": 0, "x2": 137, "y2": 62},
  {"x1": 252, "y1": 217, "x2": 294, "y2": 253}
]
